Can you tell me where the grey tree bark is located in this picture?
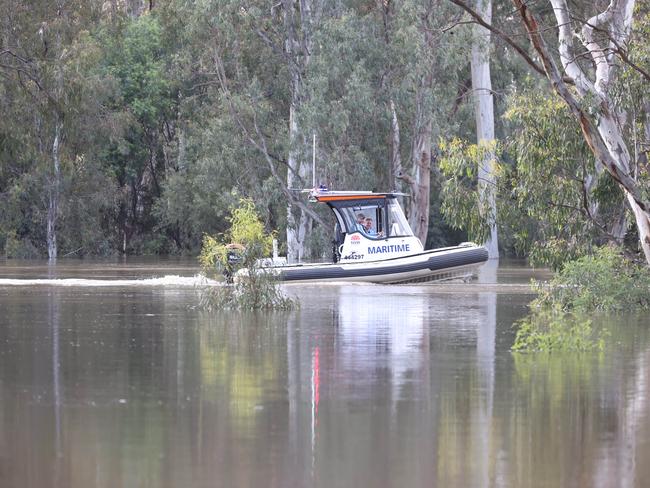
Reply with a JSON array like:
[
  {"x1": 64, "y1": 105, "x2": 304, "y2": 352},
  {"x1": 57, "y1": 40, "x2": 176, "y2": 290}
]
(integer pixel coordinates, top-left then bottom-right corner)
[
  {"x1": 47, "y1": 3, "x2": 66, "y2": 261},
  {"x1": 392, "y1": 5, "x2": 439, "y2": 246},
  {"x1": 47, "y1": 117, "x2": 61, "y2": 260},
  {"x1": 470, "y1": 0, "x2": 498, "y2": 258},
  {"x1": 283, "y1": 0, "x2": 321, "y2": 262},
  {"x1": 514, "y1": 0, "x2": 650, "y2": 264}
]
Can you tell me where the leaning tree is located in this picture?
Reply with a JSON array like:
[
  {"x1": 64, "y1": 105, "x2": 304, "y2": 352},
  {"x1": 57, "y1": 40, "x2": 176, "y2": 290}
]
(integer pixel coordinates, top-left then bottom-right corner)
[{"x1": 451, "y1": 0, "x2": 650, "y2": 264}]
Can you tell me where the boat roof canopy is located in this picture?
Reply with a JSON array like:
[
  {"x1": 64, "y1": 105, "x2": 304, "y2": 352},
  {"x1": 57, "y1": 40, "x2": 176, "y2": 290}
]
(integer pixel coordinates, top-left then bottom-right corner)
[{"x1": 308, "y1": 188, "x2": 406, "y2": 204}]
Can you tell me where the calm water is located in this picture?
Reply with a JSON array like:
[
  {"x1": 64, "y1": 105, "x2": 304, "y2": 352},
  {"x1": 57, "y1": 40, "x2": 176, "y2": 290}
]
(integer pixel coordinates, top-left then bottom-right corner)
[{"x1": 0, "y1": 259, "x2": 649, "y2": 488}]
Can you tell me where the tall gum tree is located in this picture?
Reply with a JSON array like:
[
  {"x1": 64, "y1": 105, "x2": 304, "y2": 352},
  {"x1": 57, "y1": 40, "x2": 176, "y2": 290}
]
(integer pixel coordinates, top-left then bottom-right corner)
[
  {"x1": 283, "y1": 0, "x2": 323, "y2": 263},
  {"x1": 451, "y1": 0, "x2": 650, "y2": 264},
  {"x1": 388, "y1": 0, "x2": 445, "y2": 245},
  {"x1": 470, "y1": 0, "x2": 498, "y2": 259},
  {"x1": 209, "y1": 0, "x2": 327, "y2": 262},
  {"x1": 0, "y1": 0, "x2": 76, "y2": 260},
  {"x1": 520, "y1": 0, "x2": 650, "y2": 264}
]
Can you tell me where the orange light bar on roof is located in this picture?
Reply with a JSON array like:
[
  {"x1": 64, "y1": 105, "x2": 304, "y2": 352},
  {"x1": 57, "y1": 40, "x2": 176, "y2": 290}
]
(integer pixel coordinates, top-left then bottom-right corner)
[{"x1": 315, "y1": 194, "x2": 386, "y2": 202}]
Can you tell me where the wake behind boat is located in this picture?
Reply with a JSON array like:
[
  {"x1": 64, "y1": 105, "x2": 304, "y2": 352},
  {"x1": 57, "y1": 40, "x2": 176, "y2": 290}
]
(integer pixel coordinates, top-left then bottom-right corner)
[{"x1": 237, "y1": 187, "x2": 488, "y2": 284}]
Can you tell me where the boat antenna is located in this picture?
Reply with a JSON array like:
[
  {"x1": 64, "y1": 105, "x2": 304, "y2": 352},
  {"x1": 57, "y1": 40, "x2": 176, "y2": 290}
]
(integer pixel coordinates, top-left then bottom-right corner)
[{"x1": 312, "y1": 133, "x2": 316, "y2": 188}]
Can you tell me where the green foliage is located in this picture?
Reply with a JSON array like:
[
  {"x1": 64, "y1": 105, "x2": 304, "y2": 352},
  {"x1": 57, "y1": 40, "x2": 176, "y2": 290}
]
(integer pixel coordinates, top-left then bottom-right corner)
[
  {"x1": 512, "y1": 308, "x2": 608, "y2": 352},
  {"x1": 199, "y1": 199, "x2": 295, "y2": 311},
  {"x1": 513, "y1": 246, "x2": 650, "y2": 352},
  {"x1": 532, "y1": 246, "x2": 650, "y2": 313},
  {"x1": 199, "y1": 199, "x2": 273, "y2": 269},
  {"x1": 501, "y1": 90, "x2": 617, "y2": 267},
  {"x1": 439, "y1": 138, "x2": 501, "y2": 244},
  {"x1": 440, "y1": 86, "x2": 632, "y2": 268},
  {"x1": 1, "y1": 1, "x2": 647, "y2": 260}
]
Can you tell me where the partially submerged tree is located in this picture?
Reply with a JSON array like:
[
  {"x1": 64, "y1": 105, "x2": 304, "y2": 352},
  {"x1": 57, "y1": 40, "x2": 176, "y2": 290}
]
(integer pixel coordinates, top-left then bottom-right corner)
[
  {"x1": 503, "y1": 89, "x2": 627, "y2": 268},
  {"x1": 199, "y1": 199, "x2": 295, "y2": 310},
  {"x1": 377, "y1": 0, "x2": 465, "y2": 245},
  {"x1": 470, "y1": 0, "x2": 498, "y2": 259}
]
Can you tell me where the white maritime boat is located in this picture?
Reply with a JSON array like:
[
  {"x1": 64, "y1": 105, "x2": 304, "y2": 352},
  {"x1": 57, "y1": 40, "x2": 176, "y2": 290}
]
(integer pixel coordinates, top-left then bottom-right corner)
[{"x1": 238, "y1": 187, "x2": 489, "y2": 284}]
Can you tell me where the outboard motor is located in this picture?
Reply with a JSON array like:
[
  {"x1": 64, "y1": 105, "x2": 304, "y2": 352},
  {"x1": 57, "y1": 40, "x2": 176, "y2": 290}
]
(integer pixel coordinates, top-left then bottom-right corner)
[
  {"x1": 223, "y1": 243, "x2": 244, "y2": 283},
  {"x1": 332, "y1": 223, "x2": 344, "y2": 263}
]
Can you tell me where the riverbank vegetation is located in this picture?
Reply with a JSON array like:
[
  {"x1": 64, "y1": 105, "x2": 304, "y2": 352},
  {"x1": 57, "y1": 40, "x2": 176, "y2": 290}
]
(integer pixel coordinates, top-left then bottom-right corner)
[
  {"x1": 199, "y1": 199, "x2": 295, "y2": 311},
  {"x1": 0, "y1": 1, "x2": 648, "y2": 272},
  {"x1": 512, "y1": 247, "x2": 650, "y2": 352}
]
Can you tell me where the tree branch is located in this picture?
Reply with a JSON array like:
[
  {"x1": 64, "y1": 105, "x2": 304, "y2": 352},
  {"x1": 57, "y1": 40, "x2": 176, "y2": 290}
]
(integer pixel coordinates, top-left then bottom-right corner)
[
  {"x1": 447, "y1": 0, "x2": 574, "y2": 85},
  {"x1": 512, "y1": 0, "x2": 650, "y2": 215},
  {"x1": 574, "y1": 16, "x2": 650, "y2": 83},
  {"x1": 214, "y1": 47, "x2": 326, "y2": 228}
]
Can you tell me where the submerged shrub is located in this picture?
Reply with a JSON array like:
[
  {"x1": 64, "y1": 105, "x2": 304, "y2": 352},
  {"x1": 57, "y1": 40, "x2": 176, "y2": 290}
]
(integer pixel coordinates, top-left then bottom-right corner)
[
  {"x1": 532, "y1": 246, "x2": 650, "y2": 313},
  {"x1": 512, "y1": 307, "x2": 608, "y2": 352},
  {"x1": 199, "y1": 199, "x2": 296, "y2": 311},
  {"x1": 513, "y1": 246, "x2": 649, "y2": 352}
]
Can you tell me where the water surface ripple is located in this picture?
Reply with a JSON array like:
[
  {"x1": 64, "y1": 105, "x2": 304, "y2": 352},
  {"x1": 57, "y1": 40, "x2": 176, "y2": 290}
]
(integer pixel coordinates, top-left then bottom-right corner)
[{"x1": 0, "y1": 259, "x2": 648, "y2": 488}]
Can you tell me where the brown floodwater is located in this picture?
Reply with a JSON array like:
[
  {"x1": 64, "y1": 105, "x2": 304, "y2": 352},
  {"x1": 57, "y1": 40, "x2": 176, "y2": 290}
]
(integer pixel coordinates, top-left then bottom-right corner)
[{"x1": 0, "y1": 258, "x2": 648, "y2": 488}]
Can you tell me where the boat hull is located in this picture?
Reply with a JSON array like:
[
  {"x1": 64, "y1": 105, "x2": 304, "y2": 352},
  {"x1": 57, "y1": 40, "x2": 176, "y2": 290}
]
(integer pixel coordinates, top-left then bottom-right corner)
[{"x1": 261, "y1": 244, "x2": 489, "y2": 284}]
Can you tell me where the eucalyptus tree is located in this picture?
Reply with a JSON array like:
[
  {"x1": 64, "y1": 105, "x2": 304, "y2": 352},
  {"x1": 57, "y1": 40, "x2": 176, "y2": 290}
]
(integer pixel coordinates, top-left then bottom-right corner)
[
  {"x1": 470, "y1": 0, "x2": 498, "y2": 258},
  {"x1": 189, "y1": 0, "x2": 472, "y2": 255},
  {"x1": 282, "y1": 0, "x2": 324, "y2": 262},
  {"x1": 503, "y1": 89, "x2": 627, "y2": 267},
  {"x1": 187, "y1": 0, "x2": 328, "y2": 261},
  {"x1": 450, "y1": 0, "x2": 650, "y2": 265},
  {"x1": 97, "y1": 13, "x2": 181, "y2": 253},
  {"x1": 386, "y1": 0, "x2": 440, "y2": 244},
  {"x1": 304, "y1": 0, "x2": 466, "y2": 246},
  {"x1": 0, "y1": 0, "x2": 111, "y2": 258}
]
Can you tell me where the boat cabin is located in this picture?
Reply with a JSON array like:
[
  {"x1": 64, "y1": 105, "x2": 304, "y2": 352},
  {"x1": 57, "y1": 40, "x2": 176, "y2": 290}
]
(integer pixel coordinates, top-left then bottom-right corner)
[{"x1": 309, "y1": 188, "x2": 424, "y2": 263}]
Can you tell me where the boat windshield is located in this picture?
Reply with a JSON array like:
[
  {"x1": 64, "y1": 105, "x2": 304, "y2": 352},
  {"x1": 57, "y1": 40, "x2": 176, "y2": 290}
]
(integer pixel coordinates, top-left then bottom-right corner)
[
  {"x1": 335, "y1": 204, "x2": 384, "y2": 237},
  {"x1": 329, "y1": 197, "x2": 413, "y2": 238},
  {"x1": 386, "y1": 199, "x2": 413, "y2": 237}
]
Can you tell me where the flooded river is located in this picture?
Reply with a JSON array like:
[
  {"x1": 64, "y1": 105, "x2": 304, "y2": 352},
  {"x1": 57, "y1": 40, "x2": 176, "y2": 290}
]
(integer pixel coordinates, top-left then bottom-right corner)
[{"x1": 0, "y1": 259, "x2": 649, "y2": 487}]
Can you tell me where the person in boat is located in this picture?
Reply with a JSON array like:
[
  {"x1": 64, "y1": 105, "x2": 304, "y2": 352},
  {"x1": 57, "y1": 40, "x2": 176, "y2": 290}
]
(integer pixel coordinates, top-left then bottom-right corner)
[
  {"x1": 364, "y1": 217, "x2": 384, "y2": 237},
  {"x1": 355, "y1": 213, "x2": 367, "y2": 232},
  {"x1": 364, "y1": 217, "x2": 377, "y2": 236}
]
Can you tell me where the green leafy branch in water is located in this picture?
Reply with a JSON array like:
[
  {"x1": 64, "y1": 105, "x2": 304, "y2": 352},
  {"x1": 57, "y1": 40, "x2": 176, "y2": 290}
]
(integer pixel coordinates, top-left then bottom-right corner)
[
  {"x1": 532, "y1": 246, "x2": 650, "y2": 313},
  {"x1": 199, "y1": 199, "x2": 296, "y2": 311},
  {"x1": 512, "y1": 246, "x2": 650, "y2": 352},
  {"x1": 512, "y1": 307, "x2": 609, "y2": 352}
]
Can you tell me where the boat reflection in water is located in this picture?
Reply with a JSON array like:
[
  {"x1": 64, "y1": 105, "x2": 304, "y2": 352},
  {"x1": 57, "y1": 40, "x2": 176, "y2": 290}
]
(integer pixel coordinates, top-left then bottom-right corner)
[
  {"x1": 287, "y1": 280, "x2": 497, "y2": 488},
  {"x1": 2, "y1": 259, "x2": 650, "y2": 487}
]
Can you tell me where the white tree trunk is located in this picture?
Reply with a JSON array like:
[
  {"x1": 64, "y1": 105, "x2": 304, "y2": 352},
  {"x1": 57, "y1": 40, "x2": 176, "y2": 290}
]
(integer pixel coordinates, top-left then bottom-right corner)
[
  {"x1": 284, "y1": 0, "x2": 319, "y2": 263},
  {"x1": 47, "y1": 118, "x2": 61, "y2": 260},
  {"x1": 286, "y1": 100, "x2": 310, "y2": 262},
  {"x1": 471, "y1": 0, "x2": 498, "y2": 258},
  {"x1": 410, "y1": 119, "x2": 432, "y2": 244},
  {"x1": 47, "y1": 13, "x2": 65, "y2": 262},
  {"x1": 389, "y1": 99, "x2": 402, "y2": 192},
  {"x1": 510, "y1": 0, "x2": 650, "y2": 264}
]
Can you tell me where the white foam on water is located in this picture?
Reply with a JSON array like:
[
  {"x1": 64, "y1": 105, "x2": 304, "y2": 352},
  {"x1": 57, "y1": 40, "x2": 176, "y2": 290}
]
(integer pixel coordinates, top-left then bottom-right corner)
[{"x1": 0, "y1": 274, "x2": 220, "y2": 287}]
